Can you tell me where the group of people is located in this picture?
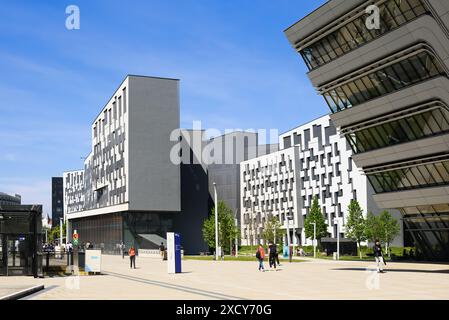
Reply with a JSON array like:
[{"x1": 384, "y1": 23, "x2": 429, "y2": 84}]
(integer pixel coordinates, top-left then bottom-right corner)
[
  {"x1": 256, "y1": 242, "x2": 282, "y2": 272},
  {"x1": 255, "y1": 239, "x2": 388, "y2": 274},
  {"x1": 42, "y1": 242, "x2": 73, "y2": 253}
]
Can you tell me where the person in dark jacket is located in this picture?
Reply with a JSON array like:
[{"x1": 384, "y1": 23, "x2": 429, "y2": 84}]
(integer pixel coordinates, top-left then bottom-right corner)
[
  {"x1": 374, "y1": 240, "x2": 385, "y2": 273},
  {"x1": 268, "y1": 242, "x2": 277, "y2": 270}
]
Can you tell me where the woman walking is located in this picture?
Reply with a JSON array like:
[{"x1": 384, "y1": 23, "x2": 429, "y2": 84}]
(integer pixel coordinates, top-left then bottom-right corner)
[{"x1": 129, "y1": 246, "x2": 136, "y2": 269}]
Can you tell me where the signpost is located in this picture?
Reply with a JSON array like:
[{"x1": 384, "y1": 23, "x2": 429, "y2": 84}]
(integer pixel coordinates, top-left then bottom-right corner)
[
  {"x1": 167, "y1": 232, "x2": 182, "y2": 274},
  {"x1": 85, "y1": 250, "x2": 102, "y2": 273}
]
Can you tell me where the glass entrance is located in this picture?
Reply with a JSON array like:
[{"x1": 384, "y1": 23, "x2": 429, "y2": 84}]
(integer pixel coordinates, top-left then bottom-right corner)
[
  {"x1": 0, "y1": 235, "x2": 6, "y2": 276},
  {"x1": 6, "y1": 235, "x2": 30, "y2": 276}
]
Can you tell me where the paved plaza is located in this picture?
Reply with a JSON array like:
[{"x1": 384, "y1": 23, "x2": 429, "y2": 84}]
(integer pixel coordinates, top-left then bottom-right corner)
[{"x1": 2, "y1": 255, "x2": 449, "y2": 300}]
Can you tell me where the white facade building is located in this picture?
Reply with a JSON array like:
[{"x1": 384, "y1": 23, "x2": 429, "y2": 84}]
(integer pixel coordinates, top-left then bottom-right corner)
[
  {"x1": 241, "y1": 115, "x2": 402, "y2": 246},
  {"x1": 240, "y1": 147, "x2": 301, "y2": 246},
  {"x1": 63, "y1": 170, "x2": 85, "y2": 217}
]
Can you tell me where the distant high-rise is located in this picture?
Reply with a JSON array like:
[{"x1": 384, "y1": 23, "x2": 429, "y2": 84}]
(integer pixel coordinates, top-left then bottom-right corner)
[{"x1": 52, "y1": 177, "x2": 64, "y2": 224}]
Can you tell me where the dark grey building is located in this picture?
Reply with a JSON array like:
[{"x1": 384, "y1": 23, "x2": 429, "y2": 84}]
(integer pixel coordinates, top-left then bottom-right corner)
[
  {"x1": 206, "y1": 132, "x2": 278, "y2": 228},
  {"x1": 65, "y1": 75, "x2": 181, "y2": 254},
  {"x1": 285, "y1": 0, "x2": 449, "y2": 261},
  {"x1": 51, "y1": 177, "x2": 63, "y2": 224}
]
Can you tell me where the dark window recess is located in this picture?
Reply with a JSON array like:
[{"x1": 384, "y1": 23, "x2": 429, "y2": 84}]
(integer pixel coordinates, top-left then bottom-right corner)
[{"x1": 283, "y1": 136, "x2": 292, "y2": 149}]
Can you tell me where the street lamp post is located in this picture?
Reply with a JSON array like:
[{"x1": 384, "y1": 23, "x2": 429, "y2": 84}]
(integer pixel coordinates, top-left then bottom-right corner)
[
  {"x1": 234, "y1": 216, "x2": 238, "y2": 257},
  {"x1": 59, "y1": 218, "x2": 63, "y2": 247},
  {"x1": 335, "y1": 218, "x2": 340, "y2": 260},
  {"x1": 311, "y1": 222, "x2": 316, "y2": 258},
  {"x1": 213, "y1": 182, "x2": 219, "y2": 261}
]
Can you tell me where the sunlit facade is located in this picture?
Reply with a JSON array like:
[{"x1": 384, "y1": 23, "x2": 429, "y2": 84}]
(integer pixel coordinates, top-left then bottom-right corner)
[{"x1": 286, "y1": 0, "x2": 449, "y2": 261}]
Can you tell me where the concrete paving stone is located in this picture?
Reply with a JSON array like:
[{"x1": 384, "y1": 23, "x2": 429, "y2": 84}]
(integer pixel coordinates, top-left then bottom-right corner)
[{"x1": 0, "y1": 255, "x2": 447, "y2": 300}]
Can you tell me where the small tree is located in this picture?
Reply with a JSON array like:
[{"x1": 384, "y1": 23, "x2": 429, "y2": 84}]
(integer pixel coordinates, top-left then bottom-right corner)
[
  {"x1": 379, "y1": 210, "x2": 400, "y2": 258},
  {"x1": 304, "y1": 196, "x2": 328, "y2": 246},
  {"x1": 365, "y1": 211, "x2": 383, "y2": 244},
  {"x1": 202, "y1": 201, "x2": 238, "y2": 254},
  {"x1": 202, "y1": 214, "x2": 216, "y2": 249},
  {"x1": 345, "y1": 199, "x2": 367, "y2": 258},
  {"x1": 48, "y1": 223, "x2": 66, "y2": 244},
  {"x1": 263, "y1": 216, "x2": 285, "y2": 245}
]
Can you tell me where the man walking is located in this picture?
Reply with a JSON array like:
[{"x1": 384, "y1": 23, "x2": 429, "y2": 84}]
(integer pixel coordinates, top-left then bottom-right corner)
[
  {"x1": 374, "y1": 239, "x2": 385, "y2": 273},
  {"x1": 120, "y1": 242, "x2": 125, "y2": 259},
  {"x1": 129, "y1": 246, "x2": 136, "y2": 269},
  {"x1": 256, "y1": 244, "x2": 265, "y2": 272},
  {"x1": 268, "y1": 241, "x2": 277, "y2": 270},
  {"x1": 159, "y1": 242, "x2": 166, "y2": 261}
]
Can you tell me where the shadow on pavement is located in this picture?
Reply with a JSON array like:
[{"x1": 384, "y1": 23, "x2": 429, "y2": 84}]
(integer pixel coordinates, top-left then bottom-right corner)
[{"x1": 331, "y1": 267, "x2": 449, "y2": 274}]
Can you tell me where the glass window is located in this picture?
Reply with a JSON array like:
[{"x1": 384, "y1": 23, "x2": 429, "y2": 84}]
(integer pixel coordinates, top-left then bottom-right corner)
[
  {"x1": 368, "y1": 160, "x2": 449, "y2": 193},
  {"x1": 299, "y1": 0, "x2": 428, "y2": 70}
]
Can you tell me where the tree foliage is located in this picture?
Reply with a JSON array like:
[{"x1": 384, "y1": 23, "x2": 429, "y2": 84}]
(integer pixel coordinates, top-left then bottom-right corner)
[
  {"x1": 262, "y1": 216, "x2": 285, "y2": 244},
  {"x1": 379, "y1": 210, "x2": 401, "y2": 256},
  {"x1": 304, "y1": 196, "x2": 328, "y2": 241},
  {"x1": 365, "y1": 210, "x2": 400, "y2": 257},
  {"x1": 345, "y1": 199, "x2": 367, "y2": 258},
  {"x1": 202, "y1": 201, "x2": 238, "y2": 254},
  {"x1": 48, "y1": 222, "x2": 66, "y2": 244}
]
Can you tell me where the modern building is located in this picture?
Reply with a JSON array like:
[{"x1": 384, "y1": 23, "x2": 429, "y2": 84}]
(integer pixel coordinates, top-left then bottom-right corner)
[
  {"x1": 64, "y1": 75, "x2": 182, "y2": 254},
  {"x1": 63, "y1": 170, "x2": 85, "y2": 216},
  {"x1": 240, "y1": 115, "x2": 400, "y2": 246},
  {"x1": 51, "y1": 177, "x2": 64, "y2": 223},
  {"x1": 206, "y1": 132, "x2": 278, "y2": 228},
  {"x1": 0, "y1": 192, "x2": 21, "y2": 206},
  {"x1": 241, "y1": 145, "x2": 301, "y2": 246},
  {"x1": 285, "y1": 0, "x2": 449, "y2": 260}
]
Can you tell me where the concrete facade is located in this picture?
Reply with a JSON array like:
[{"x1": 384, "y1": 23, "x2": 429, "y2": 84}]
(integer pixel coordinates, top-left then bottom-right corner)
[{"x1": 286, "y1": 0, "x2": 449, "y2": 260}]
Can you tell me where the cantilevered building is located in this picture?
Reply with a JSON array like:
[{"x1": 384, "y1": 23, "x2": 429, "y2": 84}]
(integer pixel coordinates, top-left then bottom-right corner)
[{"x1": 285, "y1": 0, "x2": 449, "y2": 260}]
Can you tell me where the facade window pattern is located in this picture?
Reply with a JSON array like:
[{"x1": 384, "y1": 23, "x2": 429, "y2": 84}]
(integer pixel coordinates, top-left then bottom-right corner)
[
  {"x1": 322, "y1": 51, "x2": 445, "y2": 113},
  {"x1": 299, "y1": 0, "x2": 428, "y2": 70},
  {"x1": 367, "y1": 155, "x2": 449, "y2": 193},
  {"x1": 241, "y1": 116, "x2": 372, "y2": 246},
  {"x1": 240, "y1": 147, "x2": 299, "y2": 246},
  {"x1": 65, "y1": 87, "x2": 128, "y2": 214},
  {"x1": 344, "y1": 102, "x2": 449, "y2": 153},
  {"x1": 63, "y1": 171, "x2": 85, "y2": 214}
]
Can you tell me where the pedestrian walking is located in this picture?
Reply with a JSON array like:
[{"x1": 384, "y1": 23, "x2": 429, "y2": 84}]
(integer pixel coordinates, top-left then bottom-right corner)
[
  {"x1": 129, "y1": 246, "x2": 136, "y2": 269},
  {"x1": 159, "y1": 242, "x2": 166, "y2": 261},
  {"x1": 289, "y1": 244, "x2": 293, "y2": 263},
  {"x1": 256, "y1": 244, "x2": 265, "y2": 272},
  {"x1": 120, "y1": 242, "x2": 125, "y2": 259},
  {"x1": 374, "y1": 239, "x2": 386, "y2": 273},
  {"x1": 268, "y1": 242, "x2": 277, "y2": 269}
]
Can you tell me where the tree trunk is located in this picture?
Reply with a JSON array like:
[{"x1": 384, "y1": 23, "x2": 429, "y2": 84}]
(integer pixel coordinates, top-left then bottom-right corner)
[{"x1": 359, "y1": 241, "x2": 362, "y2": 259}]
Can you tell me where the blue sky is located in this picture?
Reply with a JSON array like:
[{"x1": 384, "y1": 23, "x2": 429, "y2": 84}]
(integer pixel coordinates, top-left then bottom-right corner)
[{"x1": 0, "y1": 0, "x2": 328, "y2": 216}]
